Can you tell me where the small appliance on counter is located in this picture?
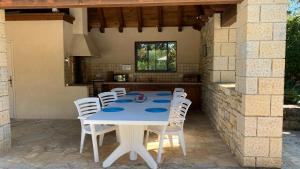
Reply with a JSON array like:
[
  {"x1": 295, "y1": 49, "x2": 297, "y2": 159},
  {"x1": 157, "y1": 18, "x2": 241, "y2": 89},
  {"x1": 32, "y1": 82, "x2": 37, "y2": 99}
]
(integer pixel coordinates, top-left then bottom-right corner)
[
  {"x1": 113, "y1": 73, "x2": 129, "y2": 82},
  {"x1": 183, "y1": 73, "x2": 201, "y2": 83}
]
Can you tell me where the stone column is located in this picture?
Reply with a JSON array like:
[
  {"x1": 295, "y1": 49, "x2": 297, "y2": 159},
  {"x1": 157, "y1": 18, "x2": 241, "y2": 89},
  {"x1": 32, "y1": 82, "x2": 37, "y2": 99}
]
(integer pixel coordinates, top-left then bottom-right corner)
[
  {"x1": 0, "y1": 10, "x2": 11, "y2": 152},
  {"x1": 235, "y1": 0, "x2": 287, "y2": 168}
]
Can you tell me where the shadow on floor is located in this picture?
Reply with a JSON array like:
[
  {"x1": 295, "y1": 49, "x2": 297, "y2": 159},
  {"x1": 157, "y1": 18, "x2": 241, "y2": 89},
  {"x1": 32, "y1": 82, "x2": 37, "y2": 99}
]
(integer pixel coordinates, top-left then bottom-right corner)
[{"x1": 0, "y1": 113, "x2": 244, "y2": 169}]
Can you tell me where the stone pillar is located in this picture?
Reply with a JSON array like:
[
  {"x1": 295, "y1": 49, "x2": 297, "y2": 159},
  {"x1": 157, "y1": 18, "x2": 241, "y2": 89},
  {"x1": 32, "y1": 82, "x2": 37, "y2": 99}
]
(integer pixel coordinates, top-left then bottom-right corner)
[
  {"x1": 235, "y1": 0, "x2": 287, "y2": 168},
  {"x1": 0, "y1": 10, "x2": 11, "y2": 152}
]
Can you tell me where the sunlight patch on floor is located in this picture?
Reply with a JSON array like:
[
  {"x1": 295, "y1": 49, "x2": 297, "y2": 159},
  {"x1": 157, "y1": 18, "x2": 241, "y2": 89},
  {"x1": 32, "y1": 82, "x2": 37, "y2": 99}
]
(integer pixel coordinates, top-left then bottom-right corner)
[{"x1": 146, "y1": 135, "x2": 180, "y2": 151}]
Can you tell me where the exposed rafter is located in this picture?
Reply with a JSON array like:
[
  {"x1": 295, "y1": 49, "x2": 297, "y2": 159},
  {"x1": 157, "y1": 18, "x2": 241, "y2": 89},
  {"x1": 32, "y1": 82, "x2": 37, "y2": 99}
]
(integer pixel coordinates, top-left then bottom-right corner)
[
  {"x1": 221, "y1": 4, "x2": 237, "y2": 27},
  {"x1": 118, "y1": 7, "x2": 125, "y2": 32},
  {"x1": 157, "y1": 6, "x2": 163, "y2": 32},
  {"x1": 137, "y1": 7, "x2": 143, "y2": 32},
  {"x1": 177, "y1": 6, "x2": 183, "y2": 32},
  {"x1": 97, "y1": 8, "x2": 106, "y2": 33},
  {"x1": 84, "y1": 5, "x2": 234, "y2": 32}
]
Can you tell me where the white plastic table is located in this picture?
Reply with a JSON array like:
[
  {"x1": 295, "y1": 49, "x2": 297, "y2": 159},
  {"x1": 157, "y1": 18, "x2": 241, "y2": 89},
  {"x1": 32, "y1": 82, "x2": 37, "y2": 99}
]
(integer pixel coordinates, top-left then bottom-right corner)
[{"x1": 85, "y1": 91, "x2": 172, "y2": 169}]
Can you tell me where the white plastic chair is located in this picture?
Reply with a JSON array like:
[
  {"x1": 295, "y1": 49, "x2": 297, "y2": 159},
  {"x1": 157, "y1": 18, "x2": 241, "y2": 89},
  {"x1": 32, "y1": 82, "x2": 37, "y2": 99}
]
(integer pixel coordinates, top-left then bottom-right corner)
[
  {"x1": 111, "y1": 88, "x2": 126, "y2": 97},
  {"x1": 173, "y1": 91, "x2": 187, "y2": 100},
  {"x1": 145, "y1": 98, "x2": 192, "y2": 163},
  {"x1": 74, "y1": 98, "x2": 119, "y2": 154},
  {"x1": 173, "y1": 88, "x2": 184, "y2": 93},
  {"x1": 98, "y1": 92, "x2": 118, "y2": 107}
]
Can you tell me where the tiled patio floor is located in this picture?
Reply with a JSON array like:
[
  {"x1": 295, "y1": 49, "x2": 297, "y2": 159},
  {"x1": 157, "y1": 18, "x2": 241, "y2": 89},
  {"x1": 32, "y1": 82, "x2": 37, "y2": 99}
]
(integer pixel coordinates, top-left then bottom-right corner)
[
  {"x1": 0, "y1": 113, "x2": 299, "y2": 169},
  {"x1": 0, "y1": 113, "x2": 243, "y2": 169},
  {"x1": 283, "y1": 131, "x2": 300, "y2": 169}
]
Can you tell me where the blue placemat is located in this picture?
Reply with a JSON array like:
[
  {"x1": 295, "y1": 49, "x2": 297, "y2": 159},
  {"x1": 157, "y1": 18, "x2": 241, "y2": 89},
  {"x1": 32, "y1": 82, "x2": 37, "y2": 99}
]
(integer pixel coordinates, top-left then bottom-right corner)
[
  {"x1": 115, "y1": 99, "x2": 133, "y2": 103},
  {"x1": 153, "y1": 99, "x2": 171, "y2": 103},
  {"x1": 157, "y1": 92, "x2": 172, "y2": 96},
  {"x1": 102, "y1": 107, "x2": 124, "y2": 112},
  {"x1": 145, "y1": 108, "x2": 168, "y2": 113},
  {"x1": 127, "y1": 92, "x2": 141, "y2": 96}
]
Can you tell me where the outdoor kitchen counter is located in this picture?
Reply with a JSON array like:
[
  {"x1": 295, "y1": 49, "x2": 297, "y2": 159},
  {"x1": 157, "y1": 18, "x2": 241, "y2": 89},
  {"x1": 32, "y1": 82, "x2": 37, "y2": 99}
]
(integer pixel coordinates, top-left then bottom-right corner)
[
  {"x1": 102, "y1": 82, "x2": 201, "y2": 85},
  {"x1": 102, "y1": 82, "x2": 202, "y2": 110}
]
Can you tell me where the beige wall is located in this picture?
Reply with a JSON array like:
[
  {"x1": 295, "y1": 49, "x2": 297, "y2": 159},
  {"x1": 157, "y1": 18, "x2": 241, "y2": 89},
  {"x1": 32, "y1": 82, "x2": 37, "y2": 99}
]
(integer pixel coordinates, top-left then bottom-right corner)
[
  {"x1": 89, "y1": 27, "x2": 201, "y2": 64},
  {"x1": 6, "y1": 20, "x2": 88, "y2": 119}
]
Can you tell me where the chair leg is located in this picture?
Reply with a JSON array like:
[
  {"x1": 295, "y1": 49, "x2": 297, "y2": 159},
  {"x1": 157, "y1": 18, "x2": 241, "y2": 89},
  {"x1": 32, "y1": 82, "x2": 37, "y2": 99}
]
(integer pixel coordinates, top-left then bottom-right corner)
[
  {"x1": 178, "y1": 131, "x2": 186, "y2": 156},
  {"x1": 157, "y1": 134, "x2": 164, "y2": 163},
  {"x1": 80, "y1": 131, "x2": 86, "y2": 154},
  {"x1": 115, "y1": 128, "x2": 120, "y2": 143},
  {"x1": 168, "y1": 135, "x2": 173, "y2": 147},
  {"x1": 99, "y1": 134, "x2": 104, "y2": 146},
  {"x1": 145, "y1": 130, "x2": 149, "y2": 147}
]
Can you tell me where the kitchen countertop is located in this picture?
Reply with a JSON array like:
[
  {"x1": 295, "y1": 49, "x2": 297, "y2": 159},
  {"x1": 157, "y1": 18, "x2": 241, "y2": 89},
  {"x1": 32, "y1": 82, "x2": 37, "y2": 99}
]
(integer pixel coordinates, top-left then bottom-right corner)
[
  {"x1": 67, "y1": 81, "x2": 201, "y2": 86},
  {"x1": 102, "y1": 82, "x2": 201, "y2": 85}
]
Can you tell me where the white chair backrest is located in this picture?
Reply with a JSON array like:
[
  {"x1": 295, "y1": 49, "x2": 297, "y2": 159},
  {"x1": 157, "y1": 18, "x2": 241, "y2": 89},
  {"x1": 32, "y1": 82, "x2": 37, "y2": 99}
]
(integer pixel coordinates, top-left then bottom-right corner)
[
  {"x1": 169, "y1": 98, "x2": 192, "y2": 128},
  {"x1": 173, "y1": 92, "x2": 187, "y2": 100},
  {"x1": 111, "y1": 88, "x2": 126, "y2": 97},
  {"x1": 98, "y1": 92, "x2": 118, "y2": 107},
  {"x1": 74, "y1": 97, "x2": 101, "y2": 117},
  {"x1": 173, "y1": 88, "x2": 184, "y2": 93}
]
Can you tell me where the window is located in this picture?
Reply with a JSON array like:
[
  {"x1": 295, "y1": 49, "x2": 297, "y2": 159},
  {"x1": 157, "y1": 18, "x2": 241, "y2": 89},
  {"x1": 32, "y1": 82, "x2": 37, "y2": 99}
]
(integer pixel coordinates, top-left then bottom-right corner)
[{"x1": 135, "y1": 41, "x2": 177, "y2": 72}]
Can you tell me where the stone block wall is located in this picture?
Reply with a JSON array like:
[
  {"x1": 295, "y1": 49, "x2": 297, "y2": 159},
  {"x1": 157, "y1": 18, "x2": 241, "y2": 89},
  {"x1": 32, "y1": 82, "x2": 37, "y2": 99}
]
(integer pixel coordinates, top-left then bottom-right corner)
[
  {"x1": 0, "y1": 10, "x2": 11, "y2": 152},
  {"x1": 200, "y1": 14, "x2": 236, "y2": 84},
  {"x1": 234, "y1": 1, "x2": 287, "y2": 167},
  {"x1": 283, "y1": 105, "x2": 300, "y2": 130},
  {"x1": 203, "y1": 83, "x2": 243, "y2": 156},
  {"x1": 202, "y1": 0, "x2": 287, "y2": 167}
]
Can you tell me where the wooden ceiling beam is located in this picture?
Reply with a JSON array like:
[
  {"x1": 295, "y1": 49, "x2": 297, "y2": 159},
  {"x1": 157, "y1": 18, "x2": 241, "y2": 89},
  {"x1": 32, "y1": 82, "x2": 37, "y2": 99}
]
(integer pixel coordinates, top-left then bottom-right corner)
[
  {"x1": 2, "y1": 0, "x2": 241, "y2": 9},
  {"x1": 137, "y1": 7, "x2": 143, "y2": 32},
  {"x1": 97, "y1": 8, "x2": 106, "y2": 33},
  {"x1": 117, "y1": 7, "x2": 125, "y2": 32},
  {"x1": 157, "y1": 6, "x2": 163, "y2": 32},
  {"x1": 210, "y1": 5, "x2": 228, "y2": 13},
  {"x1": 221, "y1": 4, "x2": 237, "y2": 27},
  {"x1": 177, "y1": 6, "x2": 183, "y2": 32}
]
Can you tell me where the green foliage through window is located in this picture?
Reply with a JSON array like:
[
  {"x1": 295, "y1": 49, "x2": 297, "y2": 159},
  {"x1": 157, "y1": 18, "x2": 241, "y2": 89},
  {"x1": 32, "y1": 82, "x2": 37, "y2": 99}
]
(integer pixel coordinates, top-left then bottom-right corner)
[
  {"x1": 135, "y1": 41, "x2": 177, "y2": 72},
  {"x1": 285, "y1": 15, "x2": 300, "y2": 104}
]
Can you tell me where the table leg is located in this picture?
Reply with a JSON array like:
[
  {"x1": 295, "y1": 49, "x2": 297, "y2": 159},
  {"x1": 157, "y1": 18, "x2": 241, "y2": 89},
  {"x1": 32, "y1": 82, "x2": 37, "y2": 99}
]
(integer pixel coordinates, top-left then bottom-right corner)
[
  {"x1": 90, "y1": 124, "x2": 99, "y2": 162},
  {"x1": 130, "y1": 151, "x2": 137, "y2": 160},
  {"x1": 102, "y1": 125, "x2": 157, "y2": 169}
]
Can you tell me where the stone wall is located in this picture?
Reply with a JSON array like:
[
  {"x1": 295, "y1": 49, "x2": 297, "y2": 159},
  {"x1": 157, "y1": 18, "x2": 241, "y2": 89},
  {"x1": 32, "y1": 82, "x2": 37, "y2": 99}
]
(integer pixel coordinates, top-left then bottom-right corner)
[
  {"x1": 202, "y1": 0, "x2": 287, "y2": 167},
  {"x1": 283, "y1": 105, "x2": 300, "y2": 130},
  {"x1": 0, "y1": 10, "x2": 11, "y2": 152},
  {"x1": 234, "y1": 1, "x2": 287, "y2": 168},
  {"x1": 203, "y1": 83, "x2": 243, "y2": 156},
  {"x1": 200, "y1": 14, "x2": 236, "y2": 84}
]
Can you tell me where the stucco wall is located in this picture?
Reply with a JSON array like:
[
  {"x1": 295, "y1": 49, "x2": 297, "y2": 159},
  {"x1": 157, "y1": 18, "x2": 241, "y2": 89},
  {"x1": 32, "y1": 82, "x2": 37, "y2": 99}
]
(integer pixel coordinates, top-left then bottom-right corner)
[
  {"x1": 6, "y1": 20, "x2": 88, "y2": 119},
  {"x1": 89, "y1": 27, "x2": 201, "y2": 64}
]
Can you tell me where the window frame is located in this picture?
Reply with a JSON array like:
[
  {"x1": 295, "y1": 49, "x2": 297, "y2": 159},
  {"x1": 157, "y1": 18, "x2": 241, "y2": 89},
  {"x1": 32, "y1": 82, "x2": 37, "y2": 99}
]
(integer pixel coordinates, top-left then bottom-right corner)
[{"x1": 134, "y1": 41, "x2": 177, "y2": 73}]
